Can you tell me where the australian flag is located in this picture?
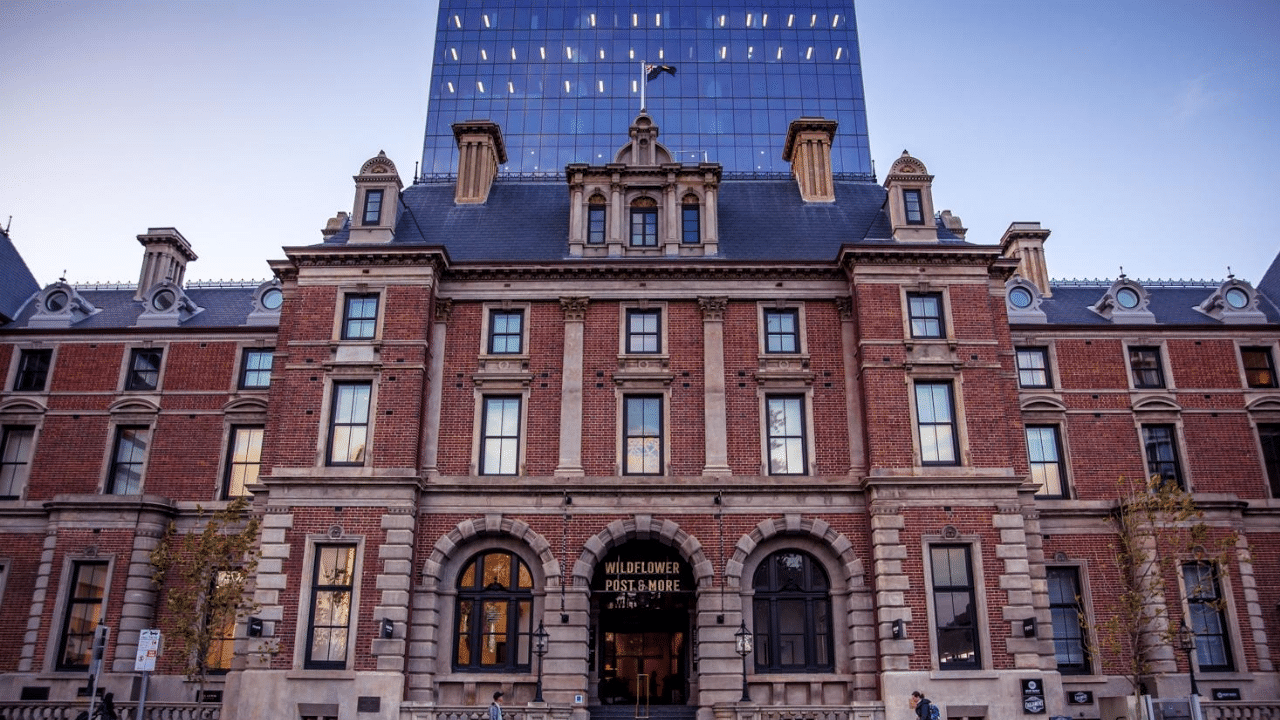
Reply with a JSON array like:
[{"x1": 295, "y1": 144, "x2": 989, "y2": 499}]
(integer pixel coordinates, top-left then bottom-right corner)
[{"x1": 646, "y1": 64, "x2": 677, "y2": 81}]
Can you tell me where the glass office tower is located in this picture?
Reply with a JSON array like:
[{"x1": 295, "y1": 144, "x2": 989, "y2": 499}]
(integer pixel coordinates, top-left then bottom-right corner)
[{"x1": 422, "y1": 2, "x2": 873, "y2": 178}]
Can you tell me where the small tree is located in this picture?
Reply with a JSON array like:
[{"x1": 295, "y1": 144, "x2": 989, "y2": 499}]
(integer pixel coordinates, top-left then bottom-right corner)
[
  {"x1": 151, "y1": 497, "x2": 262, "y2": 699},
  {"x1": 1089, "y1": 476, "x2": 1236, "y2": 714}
]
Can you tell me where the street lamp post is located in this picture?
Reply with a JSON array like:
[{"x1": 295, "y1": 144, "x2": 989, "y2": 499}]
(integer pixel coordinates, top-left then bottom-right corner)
[
  {"x1": 734, "y1": 621, "x2": 753, "y2": 703},
  {"x1": 1176, "y1": 622, "x2": 1202, "y2": 720},
  {"x1": 533, "y1": 621, "x2": 550, "y2": 703}
]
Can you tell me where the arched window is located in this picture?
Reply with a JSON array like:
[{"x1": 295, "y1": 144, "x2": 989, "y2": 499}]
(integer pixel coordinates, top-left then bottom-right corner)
[
  {"x1": 455, "y1": 550, "x2": 535, "y2": 671},
  {"x1": 630, "y1": 197, "x2": 658, "y2": 246},
  {"x1": 752, "y1": 550, "x2": 833, "y2": 671}
]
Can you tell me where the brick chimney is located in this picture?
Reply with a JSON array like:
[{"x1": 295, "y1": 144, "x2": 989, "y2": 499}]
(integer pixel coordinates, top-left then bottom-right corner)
[
  {"x1": 1000, "y1": 222, "x2": 1053, "y2": 297},
  {"x1": 453, "y1": 120, "x2": 507, "y2": 204},
  {"x1": 783, "y1": 117, "x2": 839, "y2": 203},
  {"x1": 135, "y1": 228, "x2": 196, "y2": 300}
]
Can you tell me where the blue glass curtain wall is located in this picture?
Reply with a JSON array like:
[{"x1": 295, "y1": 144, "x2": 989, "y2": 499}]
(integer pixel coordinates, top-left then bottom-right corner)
[{"x1": 422, "y1": 1, "x2": 873, "y2": 177}]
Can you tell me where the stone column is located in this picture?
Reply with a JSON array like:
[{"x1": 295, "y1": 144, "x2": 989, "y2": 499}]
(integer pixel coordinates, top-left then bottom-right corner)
[
  {"x1": 556, "y1": 297, "x2": 589, "y2": 476},
  {"x1": 699, "y1": 297, "x2": 731, "y2": 476},
  {"x1": 19, "y1": 529, "x2": 58, "y2": 672},
  {"x1": 112, "y1": 513, "x2": 170, "y2": 671}
]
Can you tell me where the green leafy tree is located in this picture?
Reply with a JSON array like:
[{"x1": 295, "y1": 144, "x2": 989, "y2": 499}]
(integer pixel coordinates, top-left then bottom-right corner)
[
  {"x1": 1088, "y1": 476, "x2": 1236, "y2": 714},
  {"x1": 150, "y1": 497, "x2": 262, "y2": 697}
]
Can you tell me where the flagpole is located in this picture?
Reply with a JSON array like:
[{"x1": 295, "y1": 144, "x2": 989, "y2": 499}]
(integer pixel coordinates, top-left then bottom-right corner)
[{"x1": 640, "y1": 60, "x2": 646, "y2": 113}]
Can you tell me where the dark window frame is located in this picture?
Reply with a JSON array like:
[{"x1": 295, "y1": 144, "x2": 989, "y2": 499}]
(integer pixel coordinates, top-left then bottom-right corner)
[
  {"x1": 56, "y1": 561, "x2": 108, "y2": 671},
  {"x1": 125, "y1": 348, "x2": 163, "y2": 391},
  {"x1": 623, "y1": 395, "x2": 663, "y2": 475},
  {"x1": 0, "y1": 425, "x2": 34, "y2": 499},
  {"x1": 487, "y1": 309, "x2": 524, "y2": 355},
  {"x1": 362, "y1": 189, "x2": 384, "y2": 226},
  {"x1": 930, "y1": 544, "x2": 981, "y2": 670},
  {"x1": 915, "y1": 381, "x2": 959, "y2": 466},
  {"x1": 629, "y1": 206, "x2": 658, "y2": 246},
  {"x1": 453, "y1": 549, "x2": 534, "y2": 672},
  {"x1": 106, "y1": 425, "x2": 150, "y2": 495},
  {"x1": 765, "y1": 395, "x2": 808, "y2": 475},
  {"x1": 587, "y1": 204, "x2": 607, "y2": 244},
  {"x1": 681, "y1": 203, "x2": 700, "y2": 244},
  {"x1": 907, "y1": 293, "x2": 944, "y2": 339},
  {"x1": 304, "y1": 544, "x2": 357, "y2": 670},
  {"x1": 13, "y1": 349, "x2": 52, "y2": 392},
  {"x1": 904, "y1": 188, "x2": 924, "y2": 225},
  {"x1": 1142, "y1": 424, "x2": 1184, "y2": 489},
  {"x1": 1259, "y1": 423, "x2": 1280, "y2": 498},
  {"x1": 223, "y1": 425, "x2": 264, "y2": 499},
  {"x1": 1129, "y1": 346, "x2": 1166, "y2": 389},
  {"x1": 1182, "y1": 562, "x2": 1233, "y2": 672},
  {"x1": 326, "y1": 382, "x2": 371, "y2": 467},
  {"x1": 1242, "y1": 346, "x2": 1277, "y2": 388},
  {"x1": 238, "y1": 348, "x2": 274, "y2": 389},
  {"x1": 751, "y1": 550, "x2": 834, "y2": 672},
  {"x1": 626, "y1": 308, "x2": 661, "y2": 354},
  {"x1": 1015, "y1": 347, "x2": 1051, "y2": 389},
  {"x1": 1026, "y1": 425, "x2": 1068, "y2": 498},
  {"x1": 341, "y1": 294, "x2": 380, "y2": 341},
  {"x1": 764, "y1": 309, "x2": 800, "y2": 354},
  {"x1": 1047, "y1": 566, "x2": 1091, "y2": 674},
  {"x1": 480, "y1": 396, "x2": 521, "y2": 475}
]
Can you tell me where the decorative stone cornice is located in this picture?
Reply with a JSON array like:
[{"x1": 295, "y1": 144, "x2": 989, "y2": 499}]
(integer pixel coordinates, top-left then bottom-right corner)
[
  {"x1": 840, "y1": 244, "x2": 1004, "y2": 269},
  {"x1": 448, "y1": 262, "x2": 846, "y2": 284},
  {"x1": 281, "y1": 246, "x2": 449, "y2": 271},
  {"x1": 433, "y1": 299, "x2": 453, "y2": 323}
]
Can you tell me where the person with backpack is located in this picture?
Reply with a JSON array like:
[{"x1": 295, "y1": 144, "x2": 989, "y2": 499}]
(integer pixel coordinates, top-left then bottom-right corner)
[{"x1": 911, "y1": 690, "x2": 939, "y2": 720}]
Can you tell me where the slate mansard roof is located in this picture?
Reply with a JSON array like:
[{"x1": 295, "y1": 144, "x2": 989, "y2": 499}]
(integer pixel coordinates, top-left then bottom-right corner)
[
  {"x1": 323, "y1": 176, "x2": 966, "y2": 262},
  {"x1": 0, "y1": 226, "x2": 40, "y2": 323},
  {"x1": 1, "y1": 282, "x2": 273, "y2": 332}
]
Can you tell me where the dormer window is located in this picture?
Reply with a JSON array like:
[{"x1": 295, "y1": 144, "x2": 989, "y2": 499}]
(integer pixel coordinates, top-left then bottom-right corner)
[
  {"x1": 1196, "y1": 277, "x2": 1267, "y2": 323},
  {"x1": 1090, "y1": 278, "x2": 1155, "y2": 323},
  {"x1": 904, "y1": 189, "x2": 924, "y2": 225},
  {"x1": 1116, "y1": 287, "x2": 1140, "y2": 309},
  {"x1": 45, "y1": 291, "x2": 69, "y2": 312},
  {"x1": 588, "y1": 195, "x2": 607, "y2": 244},
  {"x1": 362, "y1": 189, "x2": 384, "y2": 226},
  {"x1": 1225, "y1": 287, "x2": 1249, "y2": 309},
  {"x1": 681, "y1": 194, "x2": 701, "y2": 244},
  {"x1": 630, "y1": 197, "x2": 658, "y2": 246}
]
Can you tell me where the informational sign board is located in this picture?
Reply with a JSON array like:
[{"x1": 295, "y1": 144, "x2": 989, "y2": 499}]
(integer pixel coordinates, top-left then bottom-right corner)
[
  {"x1": 135, "y1": 628, "x2": 161, "y2": 672},
  {"x1": 1021, "y1": 678, "x2": 1046, "y2": 714}
]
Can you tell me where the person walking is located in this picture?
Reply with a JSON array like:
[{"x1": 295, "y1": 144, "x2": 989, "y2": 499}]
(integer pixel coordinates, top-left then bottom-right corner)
[
  {"x1": 489, "y1": 691, "x2": 505, "y2": 720},
  {"x1": 910, "y1": 690, "x2": 937, "y2": 720}
]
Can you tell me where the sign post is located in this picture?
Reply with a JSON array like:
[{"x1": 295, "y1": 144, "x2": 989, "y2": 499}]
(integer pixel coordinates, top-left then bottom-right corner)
[
  {"x1": 87, "y1": 625, "x2": 111, "y2": 719},
  {"x1": 134, "y1": 629, "x2": 161, "y2": 720}
]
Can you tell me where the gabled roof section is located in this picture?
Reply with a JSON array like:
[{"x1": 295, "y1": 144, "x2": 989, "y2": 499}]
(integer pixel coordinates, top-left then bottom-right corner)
[
  {"x1": 323, "y1": 177, "x2": 967, "y2": 264},
  {"x1": 0, "y1": 226, "x2": 41, "y2": 323}
]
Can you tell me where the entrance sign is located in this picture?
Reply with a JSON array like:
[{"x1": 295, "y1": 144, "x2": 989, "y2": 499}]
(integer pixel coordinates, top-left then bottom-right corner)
[{"x1": 602, "y1": 560, "x2": 685, "y2": 593}]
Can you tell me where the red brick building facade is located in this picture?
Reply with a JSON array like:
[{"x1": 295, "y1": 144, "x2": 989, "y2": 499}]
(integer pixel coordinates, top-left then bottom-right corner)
[{"x1": 0, "y1": 118, "x2": 1277, "y2": 720}]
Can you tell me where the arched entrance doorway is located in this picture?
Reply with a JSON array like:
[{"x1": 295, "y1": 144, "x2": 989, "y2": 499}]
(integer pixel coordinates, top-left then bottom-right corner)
[{"x1": 590, "y1": 540, "x2": 695, "y2": 710}]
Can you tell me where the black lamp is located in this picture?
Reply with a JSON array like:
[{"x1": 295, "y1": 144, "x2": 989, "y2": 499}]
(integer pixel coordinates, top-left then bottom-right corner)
[
  {"x1": 533, "y1": 621, "x2": 550, "y2": 703},
  {"x1": 734, "y1": 621, "x2": 753, "y2": 702},
  {"x1": 1176, "y1": 622, "x2": 1201, "y2": 702}
]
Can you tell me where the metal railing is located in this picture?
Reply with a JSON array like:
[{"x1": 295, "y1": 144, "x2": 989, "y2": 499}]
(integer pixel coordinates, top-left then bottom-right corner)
[{"x1": 0, "y1": 701, "x2": 218, "y2": 720}]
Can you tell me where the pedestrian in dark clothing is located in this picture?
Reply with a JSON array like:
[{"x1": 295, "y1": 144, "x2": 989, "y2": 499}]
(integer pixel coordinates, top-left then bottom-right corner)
[{"x1": 911, "y1": 690, "x2": 934, "y2": 720}]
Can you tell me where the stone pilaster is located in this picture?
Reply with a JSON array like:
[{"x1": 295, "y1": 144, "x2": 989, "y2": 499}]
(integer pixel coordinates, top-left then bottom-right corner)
[
  {"x1": 699, "y1": 297, "x2": 731, "y2": 476},
  {"x1": 870, "y1": 503, "x2": 911, "y2": 670},
  {"x1": 19, "y1": 529, "x2": 58, "y2": 672},
  {"x1": 556, "y1": 297, "x2": 589, "y2": 476},
  {"x1": 422, "y1": 300, "x2": 450, "y2": 478},
  {"x1": 372, "y1": 508, "x2": 415, "y2": 671},
  {"x1": 112, "y1": 522, "x2": 168, "y2": 671}
]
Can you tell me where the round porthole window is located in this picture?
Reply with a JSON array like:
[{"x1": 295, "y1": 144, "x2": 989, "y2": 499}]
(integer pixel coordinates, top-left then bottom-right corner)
[
  {"x1": 1225, "y1": 287, "x2": 1249, "y2": 309},
  {"x1": 261, "y1": 288, "x2": 283, "y2": 310},
  {"x1": 44, "y1": 291, "x2": 68, "y2": 312},
  {"x1": 1008, "y1": 286, "x2": 1034, "y2": 309},
  {"x1": 153, "y1": 290, "x2": 175, "y2": 311},
  {"x1": 1116, "y1": 287, "x2": 1140, "y2": 309}
]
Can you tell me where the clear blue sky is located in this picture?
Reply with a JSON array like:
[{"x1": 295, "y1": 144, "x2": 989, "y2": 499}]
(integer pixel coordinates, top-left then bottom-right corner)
[{"x1": 2, "y1": 1, "x2": 1277, "y2": 286}]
